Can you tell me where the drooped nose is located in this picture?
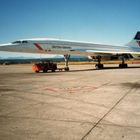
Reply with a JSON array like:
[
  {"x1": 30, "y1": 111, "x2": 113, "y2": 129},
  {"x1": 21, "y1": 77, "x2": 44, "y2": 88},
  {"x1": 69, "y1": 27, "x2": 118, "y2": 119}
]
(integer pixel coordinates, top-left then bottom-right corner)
[{"x1": 0, "y1": 43, "x2": 17, "y2": 52}]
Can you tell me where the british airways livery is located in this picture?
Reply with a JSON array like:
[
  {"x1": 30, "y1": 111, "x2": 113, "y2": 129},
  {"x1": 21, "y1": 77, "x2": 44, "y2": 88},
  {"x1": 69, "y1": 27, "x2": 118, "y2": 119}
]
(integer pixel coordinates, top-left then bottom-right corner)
[{"x1": 0, "y1": 32, "x2": 140, "y2": 70}]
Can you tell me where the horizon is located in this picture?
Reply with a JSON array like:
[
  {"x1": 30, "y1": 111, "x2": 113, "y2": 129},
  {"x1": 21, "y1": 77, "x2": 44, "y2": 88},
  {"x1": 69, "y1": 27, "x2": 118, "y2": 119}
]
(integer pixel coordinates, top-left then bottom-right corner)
[{"x1": 0, "y1": 0, "x2": 140, "y2": 58}]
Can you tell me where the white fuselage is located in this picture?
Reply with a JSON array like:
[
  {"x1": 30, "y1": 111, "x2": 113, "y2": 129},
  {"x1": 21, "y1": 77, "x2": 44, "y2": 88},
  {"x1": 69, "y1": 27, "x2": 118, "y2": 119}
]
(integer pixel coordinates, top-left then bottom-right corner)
[{"x1": 0, "y1": 38, "x2": 140, "y2": 59}]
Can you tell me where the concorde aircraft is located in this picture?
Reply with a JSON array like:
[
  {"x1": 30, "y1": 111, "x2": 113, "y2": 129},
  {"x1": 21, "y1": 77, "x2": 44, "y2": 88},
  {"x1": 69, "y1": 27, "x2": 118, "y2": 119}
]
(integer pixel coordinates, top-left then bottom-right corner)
[{"x1": 0, "y1": 32, "x2": 140, "y2": 70}]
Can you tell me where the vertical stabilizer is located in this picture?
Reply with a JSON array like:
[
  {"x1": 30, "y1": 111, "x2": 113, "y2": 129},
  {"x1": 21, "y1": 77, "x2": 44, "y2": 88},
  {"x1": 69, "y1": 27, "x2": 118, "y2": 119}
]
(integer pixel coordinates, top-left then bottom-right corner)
[
  {"x1": 127, "y1": 31, "x2": 140, "y2": 47},
  {"x1": 134, "y1": 31, "x2": 140, "y2": 40},
  {"x1": 127, "y1": 31, "x2": 140, "y2": 59}
]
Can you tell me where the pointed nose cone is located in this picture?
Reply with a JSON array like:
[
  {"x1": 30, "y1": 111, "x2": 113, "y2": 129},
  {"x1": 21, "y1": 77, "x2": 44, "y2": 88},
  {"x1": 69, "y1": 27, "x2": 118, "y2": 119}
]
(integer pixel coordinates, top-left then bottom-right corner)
[{"x1": 0, "y1": 43, "x2": 16, "y2": 52}]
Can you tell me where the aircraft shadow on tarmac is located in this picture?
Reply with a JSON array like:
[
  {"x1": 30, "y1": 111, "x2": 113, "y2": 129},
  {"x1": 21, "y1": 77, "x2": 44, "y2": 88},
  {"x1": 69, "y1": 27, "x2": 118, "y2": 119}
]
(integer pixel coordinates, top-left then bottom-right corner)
[
  {"x1": 60, "y1": 66, "x2": 140, "y2": 73},
  {"x1": 36, "y1": 66, "x2": 140, "y2": 74},
  {"x1": 121, "y1": 82, "x2": 140, "y2": 89}
]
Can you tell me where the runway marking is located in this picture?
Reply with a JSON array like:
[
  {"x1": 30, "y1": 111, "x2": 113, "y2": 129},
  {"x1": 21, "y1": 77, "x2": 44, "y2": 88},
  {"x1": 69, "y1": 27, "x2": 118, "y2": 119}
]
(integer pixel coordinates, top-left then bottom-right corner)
[
  {"x1": 44, "y1": 86, "x2": 98, "y2": 93},
  {"x1": 44, "y1": 82, "x2": 109, "y2": 94},
  {"x1": 45, "y1": 88, "x2": 58, "y2": 92}
]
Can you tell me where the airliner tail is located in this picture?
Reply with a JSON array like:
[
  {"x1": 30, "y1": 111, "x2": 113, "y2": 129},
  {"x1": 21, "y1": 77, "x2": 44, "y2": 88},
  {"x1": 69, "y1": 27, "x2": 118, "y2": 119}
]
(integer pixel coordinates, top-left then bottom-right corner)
[{"x1": 127, "y1": 31, "x2": 140, "y2": 48}]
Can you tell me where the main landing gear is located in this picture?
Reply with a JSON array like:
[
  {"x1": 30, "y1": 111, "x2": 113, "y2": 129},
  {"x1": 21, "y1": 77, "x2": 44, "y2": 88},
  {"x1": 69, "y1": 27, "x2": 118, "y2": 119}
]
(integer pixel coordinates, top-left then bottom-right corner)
[
  {"x1": 64, "y1": 55, "x2": 70, "y2": 71},
  {"x1": 119, "y1": 56, "x2": 128, "y2": 68},
  {"x1": 94, "y1": 55, "x2": 128, "y2": 69},
  {"x1": 95, "y1": 55, "x2": 104, "y2": 69}
]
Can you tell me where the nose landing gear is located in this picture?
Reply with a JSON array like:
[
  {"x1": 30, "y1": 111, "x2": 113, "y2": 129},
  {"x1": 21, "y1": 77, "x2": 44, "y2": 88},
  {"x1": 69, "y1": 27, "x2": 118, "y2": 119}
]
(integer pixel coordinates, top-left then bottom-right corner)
[{"x1": 64, "y1": 55, "x2": 70, "y2": 71}]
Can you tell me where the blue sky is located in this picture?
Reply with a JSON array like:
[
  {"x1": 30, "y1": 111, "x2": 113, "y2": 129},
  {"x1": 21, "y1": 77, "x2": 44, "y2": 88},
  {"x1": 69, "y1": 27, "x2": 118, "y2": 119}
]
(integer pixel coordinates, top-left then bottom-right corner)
[{"x1": 0, "y1": 0, "x2": 140, "y2": 58}]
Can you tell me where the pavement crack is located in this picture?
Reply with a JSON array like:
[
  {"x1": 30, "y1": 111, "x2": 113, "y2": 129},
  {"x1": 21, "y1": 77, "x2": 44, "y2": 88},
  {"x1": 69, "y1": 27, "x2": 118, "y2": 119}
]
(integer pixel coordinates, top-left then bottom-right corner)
[
  {"x1": 3, "y1": 94, "x2": 100, "y2": 120},
  {"x1": 1, "y1": 102, "x2": 40, "y2": 116},
  {"x1": 10, "y1": 89, "x2": 109, "y2": 109},
  {"x1": 80, "y1": 82, "x2": 138, "y2": 140},
  {"x1": 0, "y1": 115, "x2": 93, "y2": 125},
  {"x1": 101, "y1": 123, "x2": 140, "y2": 129}
]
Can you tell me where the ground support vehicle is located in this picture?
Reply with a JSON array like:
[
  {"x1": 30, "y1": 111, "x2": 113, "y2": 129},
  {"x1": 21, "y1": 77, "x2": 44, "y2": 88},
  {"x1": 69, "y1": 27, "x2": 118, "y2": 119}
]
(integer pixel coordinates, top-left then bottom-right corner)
[{"x1": 32, "y1": 62, "x2": 57, "y2": 73}]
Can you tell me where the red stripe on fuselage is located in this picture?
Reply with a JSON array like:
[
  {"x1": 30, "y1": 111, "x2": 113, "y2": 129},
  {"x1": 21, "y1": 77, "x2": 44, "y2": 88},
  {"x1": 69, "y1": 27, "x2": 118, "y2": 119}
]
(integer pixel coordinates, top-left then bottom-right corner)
[{"x1": 34, "y1": 43, "x2": 43, "y2": 50}]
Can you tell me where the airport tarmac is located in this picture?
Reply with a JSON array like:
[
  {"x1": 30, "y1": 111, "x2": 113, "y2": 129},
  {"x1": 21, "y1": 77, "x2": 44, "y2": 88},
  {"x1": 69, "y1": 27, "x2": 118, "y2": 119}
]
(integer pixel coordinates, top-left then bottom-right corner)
[{"x1": 0, "y1": 64, "x2": 140, "y2": 140}]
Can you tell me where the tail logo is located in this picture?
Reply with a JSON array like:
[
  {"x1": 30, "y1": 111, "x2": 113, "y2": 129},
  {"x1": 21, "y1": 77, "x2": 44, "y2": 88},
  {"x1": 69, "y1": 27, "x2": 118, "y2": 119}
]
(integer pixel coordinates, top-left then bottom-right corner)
[{"x1": 137, "y1": 41, "x2": 140, "y2": 47}]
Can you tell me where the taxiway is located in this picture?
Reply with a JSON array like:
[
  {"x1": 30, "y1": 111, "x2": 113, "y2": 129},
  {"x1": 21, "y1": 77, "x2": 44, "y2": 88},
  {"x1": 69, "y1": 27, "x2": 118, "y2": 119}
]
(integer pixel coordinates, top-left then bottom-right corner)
[{"x1": 0, "y1": 64, "x2": 140, "y2": 140}]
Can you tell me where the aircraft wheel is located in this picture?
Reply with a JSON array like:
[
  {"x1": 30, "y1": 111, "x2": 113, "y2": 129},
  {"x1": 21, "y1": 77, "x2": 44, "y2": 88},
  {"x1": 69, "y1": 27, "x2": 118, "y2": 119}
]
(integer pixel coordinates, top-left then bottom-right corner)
[
  {"x1": 65, "y1": 67, "x2": 69, "y2": 71},
  {"x1": 124, "y1": 64, "x2": 128, "y2": 68},
  {"x1": 95, "y1": 64, "x2": 104, "y2": 69},
  {"x1": 52, "y1": 69, "x2": 55, "y2": 72},
  {"x1": 119, "y1": 64, "x2": 128, "y2": 68},
  {"x1": 43, "y1": 69, "x2": 48, "y2": 73}
]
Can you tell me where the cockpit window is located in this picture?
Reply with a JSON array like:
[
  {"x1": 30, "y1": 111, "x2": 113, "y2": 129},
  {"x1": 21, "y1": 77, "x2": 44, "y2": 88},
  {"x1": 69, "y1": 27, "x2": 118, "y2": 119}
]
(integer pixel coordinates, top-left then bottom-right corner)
[
  {"x1": 22, "y1": 41, "x2": 28, "y2": 43},
  {"x1": 12, "y1": 40, "x2": 28, "y2": 44},
  {"x1": 12, "y1": 41, "x2": 21, "y2": 44}
]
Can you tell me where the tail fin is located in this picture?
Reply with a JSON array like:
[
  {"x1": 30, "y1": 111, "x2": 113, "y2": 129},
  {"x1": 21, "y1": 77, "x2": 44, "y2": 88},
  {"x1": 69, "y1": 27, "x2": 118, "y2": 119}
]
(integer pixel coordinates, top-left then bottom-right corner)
[
  {"x1": 127, "y1": 31, "x2": 140, "y2": 47},
  {"x1": 134, "y1": 31, "x2": 140, "y2": 40},
  {"x1": 127, "y1": 32, "x2": 140, "y2": 59}
]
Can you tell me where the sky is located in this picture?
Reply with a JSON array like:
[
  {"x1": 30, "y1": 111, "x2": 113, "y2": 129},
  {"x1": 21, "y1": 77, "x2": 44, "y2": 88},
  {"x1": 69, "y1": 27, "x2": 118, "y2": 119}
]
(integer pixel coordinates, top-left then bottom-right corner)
[{"x1": 0, "y1": 0, "x2": 140, "y2": 58}]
